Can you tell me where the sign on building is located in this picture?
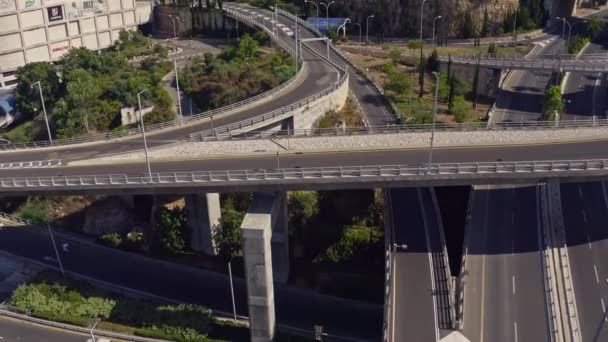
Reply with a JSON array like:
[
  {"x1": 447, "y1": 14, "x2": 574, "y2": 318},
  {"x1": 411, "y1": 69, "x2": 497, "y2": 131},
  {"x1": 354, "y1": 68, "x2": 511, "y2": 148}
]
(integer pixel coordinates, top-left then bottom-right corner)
[
  {"x1": 0, "y1": 0, "x2": 17, "y2": 14},
  {"x1": 66, "y1": 0, "x2": 106, "y2": 20},
  {"x1": 47, "y1": 5, "x2": 63, "y2": 21}
]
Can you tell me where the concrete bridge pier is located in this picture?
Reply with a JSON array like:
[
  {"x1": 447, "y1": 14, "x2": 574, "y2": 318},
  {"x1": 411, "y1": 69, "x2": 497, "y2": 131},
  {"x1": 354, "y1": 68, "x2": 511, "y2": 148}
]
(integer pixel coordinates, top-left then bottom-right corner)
[
  {"x1": 241, "y1": 192, "x2": 290, "y2": 342},
  {"x1": 186, "y1": 193, "x2": 221, "y2": 255}
]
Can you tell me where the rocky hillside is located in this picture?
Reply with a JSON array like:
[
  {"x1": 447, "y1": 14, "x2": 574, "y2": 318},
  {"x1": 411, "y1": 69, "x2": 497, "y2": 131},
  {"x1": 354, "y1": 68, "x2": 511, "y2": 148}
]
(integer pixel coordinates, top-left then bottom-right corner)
[{"x1": 324, "y1": 0, "x2": 525, "y2": 38}]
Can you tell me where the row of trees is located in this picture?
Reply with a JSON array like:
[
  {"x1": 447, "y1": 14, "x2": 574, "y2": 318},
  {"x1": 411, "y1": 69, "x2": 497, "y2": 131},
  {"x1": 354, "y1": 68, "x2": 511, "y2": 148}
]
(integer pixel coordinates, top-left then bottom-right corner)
[{"x1": 11, "y1": 31, "x2": 173, "y2": 141}]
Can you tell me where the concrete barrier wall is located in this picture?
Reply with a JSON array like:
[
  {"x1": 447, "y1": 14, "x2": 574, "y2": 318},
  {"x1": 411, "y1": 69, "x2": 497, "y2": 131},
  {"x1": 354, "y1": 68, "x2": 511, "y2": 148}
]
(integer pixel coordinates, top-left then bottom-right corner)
[{"x1": 293, "y1": 74, "x2": 349, "y2": 129}]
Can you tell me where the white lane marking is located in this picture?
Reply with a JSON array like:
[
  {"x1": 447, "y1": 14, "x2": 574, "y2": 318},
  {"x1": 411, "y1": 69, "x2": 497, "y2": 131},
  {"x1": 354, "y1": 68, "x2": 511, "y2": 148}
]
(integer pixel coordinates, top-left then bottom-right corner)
[
  {"x1": 594, "y1": 264, "x2": 600, "y2": 284},
  {"x1": 579, "y1": 185, "x2": 584, "y2": 198},
  {"x1": 602, "y1": 298, "x2": 606, "y2": 321},
  {"x1": 512, "y1": 275, "x2": 516, "y2": 295},
  {"x1": 588, "y1": 232, "x2": 592, "y2": 249},
  {"x1": 514, "y1": 321, "x2": 518, "y2": 342},
  {"x1": 582, "y1": 210, "x2": 588, "y2": 223}
]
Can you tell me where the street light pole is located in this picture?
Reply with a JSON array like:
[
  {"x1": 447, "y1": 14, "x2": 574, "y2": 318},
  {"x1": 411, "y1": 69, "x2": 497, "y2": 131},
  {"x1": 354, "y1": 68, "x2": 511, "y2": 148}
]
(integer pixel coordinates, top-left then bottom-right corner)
[
  {"x1": 419, "y1": 0, "x2": 428, "y2": 97},
  {"x1": 137, "y1": 90, "x2": 153, "y2": 182},
  {"x1": 305, "y1": 0, "x2": 319, "y2": 31},
  {"x1": 432, "y1": 16, "x2": 442, "y2": 47},
  {"x1": 228, "y1": 257, "x2": 237, "y2": 323},
  {"x1": 31, "y1": 81, "x2": 52, "y2": 144},
  {"x1": 169, "y1": 15, "x2": 178, "y2": 39},
  {"x1": 366, "y1": 14, "x2": 374, "y2": 43},
  {"x1": 320, "y1": 1, "x2": 335, "y2": 32},
  {"x1": 174, "y1": 59, "x2": 183, "y2": 120},
  {"x1": 512, "y1": 11, "x2": 517, "y2": 45},
  {"x1": 47, "y1": 224, "x2": 64, "y2": 276},
  {"x1": 556, "y1": 17, "x2": 572, "y2": 53},
  {"x1": 428, "y1": 71, "x2": 439, "y2": 172}
]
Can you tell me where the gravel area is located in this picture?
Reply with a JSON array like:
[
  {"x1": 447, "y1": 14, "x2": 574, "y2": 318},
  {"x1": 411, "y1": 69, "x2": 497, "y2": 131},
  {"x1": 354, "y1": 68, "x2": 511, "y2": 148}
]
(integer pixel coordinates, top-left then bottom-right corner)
[{"x1": 76, "y1": 127, "x2": 608, "y2": 164}]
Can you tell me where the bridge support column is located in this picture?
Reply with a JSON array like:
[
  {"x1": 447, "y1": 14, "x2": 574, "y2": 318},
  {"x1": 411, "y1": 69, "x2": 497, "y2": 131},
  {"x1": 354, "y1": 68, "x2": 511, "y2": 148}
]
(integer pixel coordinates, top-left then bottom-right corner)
[
  {"x1": 186, "y1": 193, "x2": 221, "y2": 255},
  {"x1": 271, "y1": 192, "x2": 289, "y2": 284},
  {"x1": 241, "y1": 192, "x2": 289, "y2": 342}
]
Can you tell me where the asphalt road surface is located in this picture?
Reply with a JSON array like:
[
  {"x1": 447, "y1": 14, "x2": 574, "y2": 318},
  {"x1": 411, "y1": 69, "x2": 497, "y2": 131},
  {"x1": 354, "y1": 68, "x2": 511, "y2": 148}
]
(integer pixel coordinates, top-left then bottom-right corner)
[
  {"x1": 562, "y1": 32, "x2": 608, "y2": 121},
  {"x1": 5, "y1": 138, "x2": 608, "y2": 180},
  {"x1": 0, "y1": 226, "x2": 382, "y2": 340},
  {"x1": 0, "y1": 316, "x2": 86, "y2": 342},
  {"x1": 561, "y1": 181, "x2": 608, "y2": 341},
  {"x1": 388, "y1": 187, "x2": 439, "y2": 341},
  {"x1": 462, "y1": 185, "x2": 549, "y2": 342}
]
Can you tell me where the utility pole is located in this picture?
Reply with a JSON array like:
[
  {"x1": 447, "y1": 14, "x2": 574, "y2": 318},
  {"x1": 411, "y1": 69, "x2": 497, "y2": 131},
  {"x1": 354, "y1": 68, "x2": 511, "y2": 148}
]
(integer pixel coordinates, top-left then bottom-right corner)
[
  {"x1": 428, "y1": 72, "x2": 440, "y2": 172},
  {"x1": 174, "y1": 59, "x2": 183, "y2": 120},
  {"x1": 137, "y1": 90, "x2": 153, "y2": 182},
  {"x1": 31, "y1": 81, "x2": 53, "y2": 144},
  {"x1": 366, "y1": 14, "x2": 375, "y2": 43}
]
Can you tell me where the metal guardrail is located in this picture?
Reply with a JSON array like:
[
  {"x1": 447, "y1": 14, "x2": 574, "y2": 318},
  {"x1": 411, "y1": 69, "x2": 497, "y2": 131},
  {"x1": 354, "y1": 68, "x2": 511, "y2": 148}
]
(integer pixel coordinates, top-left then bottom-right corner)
[
  {"x1": 188, "y1": 117, "x2": 608, "y2": 141},
  {"x1": 3, "y1": 159, "x2": 608, "y2": 190},
  {"x1": 0, "y1": 308, "x2": 170, "y2": 342},
  {"x1": 0, "y1": 8, "x2": 304, "y2": 151},
  {"x1": 0, "y1": 212, "x2": 29, "y2": 225}
]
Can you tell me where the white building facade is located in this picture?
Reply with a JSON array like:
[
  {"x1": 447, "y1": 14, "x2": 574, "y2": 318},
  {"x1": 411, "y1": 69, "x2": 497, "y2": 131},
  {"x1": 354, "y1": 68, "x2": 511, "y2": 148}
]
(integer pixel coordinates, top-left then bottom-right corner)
[{"x1": 0, "y1": 0, "x2": 153, "y2": 89}]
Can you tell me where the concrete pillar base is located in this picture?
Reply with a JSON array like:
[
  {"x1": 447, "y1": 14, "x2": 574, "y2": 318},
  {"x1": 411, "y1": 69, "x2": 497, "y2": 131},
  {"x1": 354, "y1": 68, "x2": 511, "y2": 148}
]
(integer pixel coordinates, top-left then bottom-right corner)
[
  {"x1": 241, "y1": 192, "x2": 289, "y2": 342},
  {"x1": 186, "y1": 193, "x2": 221, "y2": 255}
]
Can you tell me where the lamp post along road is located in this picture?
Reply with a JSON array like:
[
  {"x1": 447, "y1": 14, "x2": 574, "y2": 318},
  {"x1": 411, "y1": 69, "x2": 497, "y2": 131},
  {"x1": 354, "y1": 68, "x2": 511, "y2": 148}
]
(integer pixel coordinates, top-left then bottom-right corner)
[
  {"x1": 432, "y1": 15, "x2": 442, "y2": 47},
  {"x1": 31, "y1": 81, "x2": 52, "y2": 144},
  {"x1": 305, "y1": 0, "x2": 319, "y2": 31},
  {"x1": 47, "y1": 224, "x2": 64, "y2": 276},
  {"x1": 320, "y1": 1, "x2": 335, "y2": 32},
  {"x1": 419, "y1": 0, "x2": 428, "y2": 97},
  {"x1": 228, "y1": 258, "x2": 237, "y2": 323},
  {"x1": 428, "y1": 71, "x2": 440, "y2": 172},
  {"x1": 366, "y1": 14, "x2": 374, "y2": 43},
  {"x1": 512, "y1": 11, "x2": 517, "y2": 45},
  {"x1": 556, "y1": 17, "x2": 572, "y2": 53},
  {"x1": 174, "y1": 59, "x2": 183, "y2": 119},
  {"x1": 137, "y1": 90, "x2": 153, "y2": 182}
]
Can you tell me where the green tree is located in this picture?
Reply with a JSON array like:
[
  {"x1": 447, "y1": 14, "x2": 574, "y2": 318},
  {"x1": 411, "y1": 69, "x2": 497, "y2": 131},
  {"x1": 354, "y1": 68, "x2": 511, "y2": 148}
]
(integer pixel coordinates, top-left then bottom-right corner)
[
  {"x1": 288, "y1": 191, "x2": 319, "y2": 231},
  {"x1": 427, "y1": 49, "x2": 439, "y2": 71},
  {"x1": 62, "y1": 47, "x2": 100, "y2": 75},
  {"x1": 462, "y1": 12, "x2": 475, "y2": 38},
  {"x1": 480, "y1": 7, "x2": 490, "y2": 37},
  {"x1": 214, "y1": 198, "x2": 244, "y2": 261},
  {"x1": 155, "y1": 207, "x2": 188, "y2": 255},
  {"x1": 235, "y1": 33, "x2": 259, "y2": 63},
  {"x1": 451, "y1": 95, "x2": 472, "y2": 122},
  {"x1": 487, "y1": 42, "x2": 497, "y2": 54},
  {"x1": 14, "y1": 62, "x2": 62, "y2": 118},
  {"x1": 586, "y1": 15, "x2": 604, "y2": 36},
  {"x1": 51, "y1": 99, "x2": 82, "y2": 138},
  {"x1": 65, "y1": 69, "x2": 101, "y2": 133},
  {"x1": 543, "y1": 85, "x2": 562, "y2": 121}
]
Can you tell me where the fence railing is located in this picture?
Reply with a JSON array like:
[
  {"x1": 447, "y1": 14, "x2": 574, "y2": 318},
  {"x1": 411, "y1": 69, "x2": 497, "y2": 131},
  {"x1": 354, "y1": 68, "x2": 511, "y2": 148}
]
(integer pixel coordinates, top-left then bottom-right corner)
[
  {"x1": 444, "y1": 53, "x2": 608, "y2": 72},
  {"x1": 187, "y1": 117, "x2": 608, "y2": 141},
  {"x1": 0, "y1": 7, "x2": 305, "y2": 151},
  {"x1": 2, "y1": 159, "x2": 608, "y2": 190}
]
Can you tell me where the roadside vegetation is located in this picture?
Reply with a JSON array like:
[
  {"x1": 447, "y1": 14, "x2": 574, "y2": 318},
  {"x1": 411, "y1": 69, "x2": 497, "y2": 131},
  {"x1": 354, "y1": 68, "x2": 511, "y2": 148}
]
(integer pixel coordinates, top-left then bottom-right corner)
[
  {"x1": 180, "y1": 32, "x2": 295, "y2": 112},
  {"x1": 566, "y1": 16, "x2": 606, "y2": 55},
  {"x1": 5, "y1": 31, "x2": 172, "y2": 143},
  {"x1": 543, "y1": 85, "x2": 562, "y2": 121},
  {"x1": 317, "y1": 97, "x2": 364, "y2": 128}
]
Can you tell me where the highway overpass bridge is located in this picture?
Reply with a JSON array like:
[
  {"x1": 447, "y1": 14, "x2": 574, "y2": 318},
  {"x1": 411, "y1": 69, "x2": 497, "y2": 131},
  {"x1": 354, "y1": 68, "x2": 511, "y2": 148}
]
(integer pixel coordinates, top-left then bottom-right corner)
[{"x1": 441, "y1": 53, "x2": 608, "y2": 73}]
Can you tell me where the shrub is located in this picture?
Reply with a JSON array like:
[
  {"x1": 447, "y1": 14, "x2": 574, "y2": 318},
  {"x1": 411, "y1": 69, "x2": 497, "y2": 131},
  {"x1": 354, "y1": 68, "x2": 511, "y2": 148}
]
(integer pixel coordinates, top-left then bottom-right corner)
[
  {"x1": 98, "y1": 233, "x2": 123, "y2": 248},
  {"x1": 16, "y1": 198, "x2": 50, "y2": 223},
  {"x1": 406, "y1": 39, "x2": 422, "y2": 50},
  {"x1": 451, "y1": 95, "x2": 473, "y2": 123}
]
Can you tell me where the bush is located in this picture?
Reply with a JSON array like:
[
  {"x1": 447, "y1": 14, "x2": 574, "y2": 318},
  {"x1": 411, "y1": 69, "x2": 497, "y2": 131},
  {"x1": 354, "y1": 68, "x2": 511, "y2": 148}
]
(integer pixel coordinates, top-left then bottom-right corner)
[
  {"x1": 543, "y1": 85, "x2": 562, "y2": 121},
  {"x1": 16, "y1": 198, "x2": 50, "y2": 223},
  {"x1": 314, "y1": 227, "x2": 383, "y2": 264},
  {"x1": 98, "y1": 233, "x2": 123, "y2": 248},
  {"x1": 406, "y1": 39, "x2": 422, "y2": 50},
  {"x1": 568, "y1": 35, "x2": 589, "y2": 55},
  {"x1": 451, "y1": 96, "x2": 473, "y2": 123}
]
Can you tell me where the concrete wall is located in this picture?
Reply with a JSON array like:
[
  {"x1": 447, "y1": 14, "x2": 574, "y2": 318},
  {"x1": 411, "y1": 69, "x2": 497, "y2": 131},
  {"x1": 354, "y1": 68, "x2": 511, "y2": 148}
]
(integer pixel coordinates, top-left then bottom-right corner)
[
  {"x1": 154, "y1": 6, "x2": 235, "y2": 37},
  {"x1": 439, "y1": 63, "x2": 500, "y2": 98},
  {"x1": 293, "y1": 73, "x2": 349, "y2": 129}
]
